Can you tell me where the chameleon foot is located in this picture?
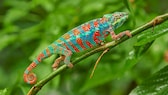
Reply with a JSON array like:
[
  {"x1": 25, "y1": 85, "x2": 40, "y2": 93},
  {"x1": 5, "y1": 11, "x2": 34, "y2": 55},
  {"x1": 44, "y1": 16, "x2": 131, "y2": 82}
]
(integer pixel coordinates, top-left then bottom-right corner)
[
  {"x1": 125, "y1": 30, "x2": 132, "y2": 37},
  {"x1": 67, "y1": 63, "x2": 73, "y2": 68}
]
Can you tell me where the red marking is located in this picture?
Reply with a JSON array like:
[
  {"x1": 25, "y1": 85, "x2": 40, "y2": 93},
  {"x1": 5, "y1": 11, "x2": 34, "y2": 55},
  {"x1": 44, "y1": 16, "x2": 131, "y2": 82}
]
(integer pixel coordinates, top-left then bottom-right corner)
[
  {"x1": 27, "y1": 66, "x2": 32, "y2": 71},
  {"x1": 86, "y1": 41, "x2": 93, "y2": 48},
  {"x1": 46, "y1": 48, "x2": 50, "y2": 56},
  {"x1": 82, "y1": 24, "x2": 90, "y2": 31},
  {"x1": 76, "y1": 38, "x2": 86, "y2": 50},
  {"x1": 73, "y1": 29, "x2": 80, "y2": 35},
  {"x1": 94, "y1": 21, "x2": 99, "y2": 27},
  {"x1": 30, "y1": 62, "x2": 37, "y2": 68},
  {"x1": 27, "y1": 62, "x2": 36, "y2": 71},
  {"x1": 37, "y1": 53, "x2": 44, "y2": 62},
  {"x1": 93, "y1": 31, "x2": 101, "y2": 44},
  {"x1": 62, "y1": 43, "x2": 70, "y2": 50},
  {"x1": 68, "y1": 42, "x2": 80, "y2": 52}
]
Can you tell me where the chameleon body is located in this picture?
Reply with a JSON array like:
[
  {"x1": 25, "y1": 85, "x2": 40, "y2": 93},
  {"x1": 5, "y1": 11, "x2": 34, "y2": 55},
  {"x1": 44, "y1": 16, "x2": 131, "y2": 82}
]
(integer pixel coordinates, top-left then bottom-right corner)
[{"x1": 23, "y1": 12, "x2": 131, "y2": 84}]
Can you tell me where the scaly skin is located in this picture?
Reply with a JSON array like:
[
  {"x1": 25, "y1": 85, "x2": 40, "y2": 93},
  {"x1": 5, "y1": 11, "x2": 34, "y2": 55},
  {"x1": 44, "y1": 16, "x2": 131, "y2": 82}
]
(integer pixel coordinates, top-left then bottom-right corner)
[{"x1": 23, "y1": 12, "x2": 132, "y2": 84}]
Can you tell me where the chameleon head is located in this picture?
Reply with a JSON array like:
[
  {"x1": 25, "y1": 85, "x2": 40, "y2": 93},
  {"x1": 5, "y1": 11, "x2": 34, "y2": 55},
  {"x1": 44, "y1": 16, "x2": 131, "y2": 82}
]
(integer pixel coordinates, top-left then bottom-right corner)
[{"x1": 103, "y1": 12, "x2": 128, "y2": 30}]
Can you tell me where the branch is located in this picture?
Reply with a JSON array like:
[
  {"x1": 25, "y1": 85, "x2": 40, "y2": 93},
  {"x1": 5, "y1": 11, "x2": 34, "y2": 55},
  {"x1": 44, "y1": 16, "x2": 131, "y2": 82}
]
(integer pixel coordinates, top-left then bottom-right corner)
[{"x1": 27, "y1": 13, "x2": 168, "y2": 95}]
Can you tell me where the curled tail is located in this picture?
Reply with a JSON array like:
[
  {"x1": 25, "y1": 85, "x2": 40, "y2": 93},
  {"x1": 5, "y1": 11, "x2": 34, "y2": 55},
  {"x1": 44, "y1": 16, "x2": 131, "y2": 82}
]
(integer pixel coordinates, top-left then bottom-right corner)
[
  {"x1": 23, "y1": 62, "x2": 37, "y2": 84},
  {"x1": 23, "y1": 43, "x2": 73, "y2": 84},
  {"x1": 23, "y1": 46, "x2": 54, "y2": 84}
]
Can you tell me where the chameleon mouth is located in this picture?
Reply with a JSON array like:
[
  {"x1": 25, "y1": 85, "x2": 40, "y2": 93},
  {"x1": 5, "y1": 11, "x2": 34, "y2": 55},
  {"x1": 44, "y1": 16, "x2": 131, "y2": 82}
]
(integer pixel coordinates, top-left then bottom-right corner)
[
  {"x1": 126, "y1": 13, "x2": 129, "y2": 18},
  {"x1": 122, "y1": 13, "x2": 128, "y2": 21},
  {"x1": 123, "y1": 13, "x2": 128, "y2": 19}
]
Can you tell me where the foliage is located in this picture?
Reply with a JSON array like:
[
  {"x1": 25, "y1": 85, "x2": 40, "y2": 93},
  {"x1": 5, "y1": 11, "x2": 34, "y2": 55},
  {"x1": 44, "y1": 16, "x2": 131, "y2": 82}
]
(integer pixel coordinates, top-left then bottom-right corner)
[
  {"x1": 0, "y1": 0, "x2": 168, "y2": 95},
  {"x1": 130, "y1": 65, "x2": 168, "y2": 95},
  {"x1": 0, "y1": 89, "x2": 7, "y2": 95}
]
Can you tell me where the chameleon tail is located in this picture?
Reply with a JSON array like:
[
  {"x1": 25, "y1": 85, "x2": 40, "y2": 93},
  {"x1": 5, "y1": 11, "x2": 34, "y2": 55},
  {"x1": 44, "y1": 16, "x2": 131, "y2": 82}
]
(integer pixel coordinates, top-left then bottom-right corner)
[
  {"x1": 23, "y1": 46, "x2": 53, "y2": 84},
  {"x1": 23, "y1": 43, "x2": 73, "y2": 84},
  {"x1": 23, "y1": 62, "x2": 37, "y2": 84}
]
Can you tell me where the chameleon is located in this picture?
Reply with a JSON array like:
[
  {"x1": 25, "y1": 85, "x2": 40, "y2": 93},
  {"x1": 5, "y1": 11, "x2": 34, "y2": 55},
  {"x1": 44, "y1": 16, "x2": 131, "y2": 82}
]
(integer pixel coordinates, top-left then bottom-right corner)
[{"x1": 23, "y1": 12, "x2": 132, "y2": 84}]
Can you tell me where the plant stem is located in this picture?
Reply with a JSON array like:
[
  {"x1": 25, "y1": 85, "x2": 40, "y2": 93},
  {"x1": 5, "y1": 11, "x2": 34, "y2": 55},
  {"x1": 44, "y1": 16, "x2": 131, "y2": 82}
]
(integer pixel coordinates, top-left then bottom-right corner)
[{"x1": 27, "y1": 13, "x2": 168, "y2": 95}]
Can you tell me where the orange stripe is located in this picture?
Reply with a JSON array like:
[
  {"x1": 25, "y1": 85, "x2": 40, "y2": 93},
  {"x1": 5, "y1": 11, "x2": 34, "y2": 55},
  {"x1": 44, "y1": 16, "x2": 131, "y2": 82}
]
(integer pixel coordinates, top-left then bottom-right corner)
[
  {"x1": 73, "y1": 29, "x2": 80, "y2": 36},
  {"x1": 62, "y1": 43, "x2": 70, "y2": 50},
  {"x1": 46, "y1": 48, "x2": 50, "y2": 56},
  {"x1": 82, "y1": 24, "x2": 90, "y2": 31},
  {"x1": 87, "y1": 24, "x2": 91, "y2": 30},
  {"x1": 86, "y1": 41, "x2": 93, "y2": 48},
  {"x1": 76, "y1": 38, "x2": 86, "y2": 50},
  {"x1": 63, "y1": 34, "x2": 70, "y2": 40},
  {"x1": 27, "y1": 66, "x2": 32, "y2": 71},
  {"x1": 27, "y1": 62, "x2": 36, "y2": 71},
  {"x1": 94, "y1": 21, "x2": 99, "y2": 27},
  {"x1": 37, "y1": 53, "x2": 44, "y2": 62},
  {"x1": 31, "y1": 62, "x2": 37, "y2": 68},
  {"x1": 68, "y1": 42, "x2": 80, "y2": 52}
]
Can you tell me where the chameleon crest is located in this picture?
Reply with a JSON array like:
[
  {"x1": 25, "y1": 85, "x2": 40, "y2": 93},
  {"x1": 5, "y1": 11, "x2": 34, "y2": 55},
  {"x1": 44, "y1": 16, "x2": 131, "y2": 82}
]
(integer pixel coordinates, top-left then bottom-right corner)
[{"x1": 23, "y1": 12, "x2": 131, "y2": 84}]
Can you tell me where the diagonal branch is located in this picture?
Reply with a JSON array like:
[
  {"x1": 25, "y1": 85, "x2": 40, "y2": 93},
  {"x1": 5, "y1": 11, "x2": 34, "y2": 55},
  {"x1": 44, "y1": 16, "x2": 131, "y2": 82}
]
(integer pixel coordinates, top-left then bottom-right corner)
[{"x1": 27, "y1": 13, "x2": 168, "y2": 95}]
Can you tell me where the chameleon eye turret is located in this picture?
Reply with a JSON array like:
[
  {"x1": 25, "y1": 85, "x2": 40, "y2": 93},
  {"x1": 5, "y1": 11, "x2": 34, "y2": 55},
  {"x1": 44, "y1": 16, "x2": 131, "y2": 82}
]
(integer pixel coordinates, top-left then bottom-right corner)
[{"x1": 103, "y1": 12, "x2": 129, "y2": 30}]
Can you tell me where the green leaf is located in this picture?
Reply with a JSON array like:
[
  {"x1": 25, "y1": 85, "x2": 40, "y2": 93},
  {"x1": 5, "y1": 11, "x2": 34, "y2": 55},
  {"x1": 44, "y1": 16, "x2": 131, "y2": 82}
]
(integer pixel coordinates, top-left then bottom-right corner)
[
  {"x1": 125, "y1": 41, "x2": 154, "y2": 71},
  {"x1": 80, "y1": 61, "x2": 124, "y2": 92},
  {"x1": 125, "y1": 20, "x2": 168, "y2": 72},
  {"x1": 0, "y1": 34, "x2": 17, "y2": 51},
  {"x1": 4, "y1": 8, "x2": 27, "y2": 25},
  {"x1": 82, "y1": 2, "x2": 104, "y2": 14},
  {"x1": 0, "y1": 88, "x2": 7, "y2": 95},
  {"x1": 80, "y1": 64, "x2": 112, "y2": 92},
  {"x1": 135, "y1": 21, "x2": 168, "y2": 46},
  {"x1": 134, "y1": 41, "x2": 154, "y2": 57},
  {"x1": 123, "y1": 0, "x2": 136, "y2": 27},
  {"x1": 125, "y1": 50, "x2": 138, "y2": 71},
  {"x1": 123, "y1": 0, "x2": 132, "y2": 12},
  {"x1": 130, "y1": 65, "x2": 168, "y2": 95}
]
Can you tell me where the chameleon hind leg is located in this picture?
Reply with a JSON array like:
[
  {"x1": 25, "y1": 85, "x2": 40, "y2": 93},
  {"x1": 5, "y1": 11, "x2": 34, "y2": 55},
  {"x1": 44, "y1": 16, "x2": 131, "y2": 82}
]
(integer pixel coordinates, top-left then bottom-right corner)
[
  {"x1": 62, "y1": 49, "x2": 73, "y2": 68},
  {"x1": 51, "y1": 45, "x2": 73, "y2": 70},
  {"x1": 52, "y1": 55, "x2": 65, "y2": 70}
]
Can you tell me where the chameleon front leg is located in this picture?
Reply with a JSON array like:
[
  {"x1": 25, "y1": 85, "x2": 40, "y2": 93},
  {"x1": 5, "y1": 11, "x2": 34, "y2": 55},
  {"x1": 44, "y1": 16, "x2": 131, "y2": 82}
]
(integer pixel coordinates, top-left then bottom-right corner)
[
  {"x1": 107, "y1": 28, "x2": 132, "y2": 40},
  {"x1": 110, "y1": 30, "x2": 132, "y2": 40}
]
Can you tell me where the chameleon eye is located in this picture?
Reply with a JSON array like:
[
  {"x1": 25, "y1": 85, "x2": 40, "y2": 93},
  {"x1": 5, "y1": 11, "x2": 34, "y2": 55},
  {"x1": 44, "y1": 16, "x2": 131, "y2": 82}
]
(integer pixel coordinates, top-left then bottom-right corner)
[{"x1": 115, "y1": 15, "x2": 120, "y2": 19}]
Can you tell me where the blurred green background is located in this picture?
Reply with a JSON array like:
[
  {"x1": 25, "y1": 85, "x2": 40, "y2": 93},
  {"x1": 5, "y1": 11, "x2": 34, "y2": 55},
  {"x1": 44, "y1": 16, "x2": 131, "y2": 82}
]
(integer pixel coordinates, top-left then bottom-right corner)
[{"x1": 0, "y1": 0, "x2": 168, "y2": 95}]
